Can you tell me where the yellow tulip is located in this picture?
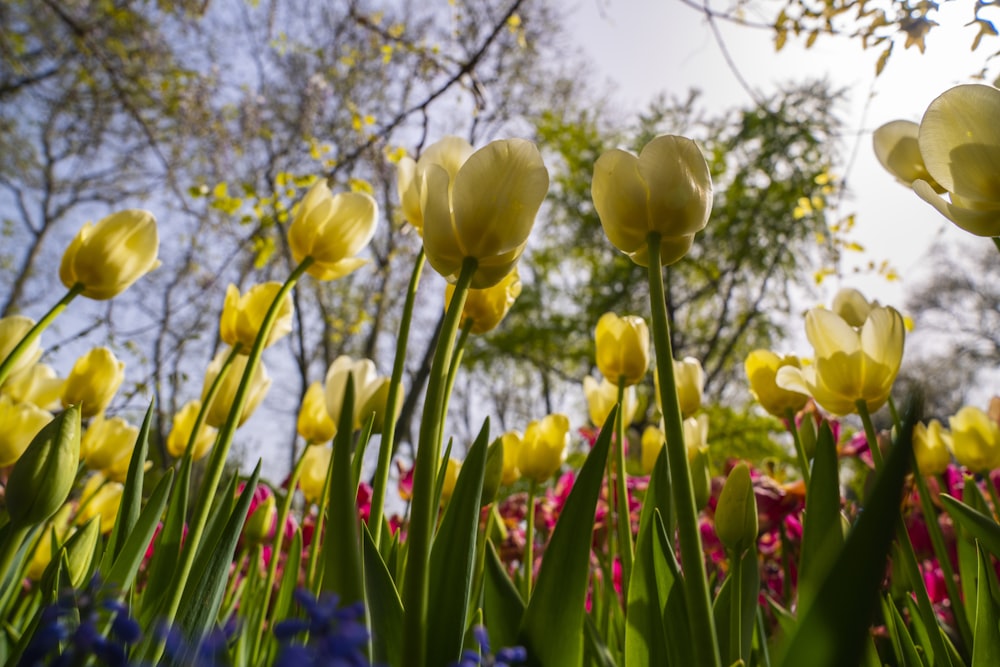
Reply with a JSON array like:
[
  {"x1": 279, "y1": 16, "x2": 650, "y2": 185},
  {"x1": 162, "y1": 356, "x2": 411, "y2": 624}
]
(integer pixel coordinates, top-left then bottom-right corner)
[
  {"x1": 324, "y1": 356, "x2": 383, "y2": 431},
  {"x1": 641, "y1": 425, "x2": 665, "y2": 475},
  {"x1": 201, "y1": 347, "x2": 271, "y2": 428},
  {"x1": 831, "y1": 288, "x2": 877, "y2": 329},
  {"x1": 670, "y1": 356, "x2": 704, "y2": 419},
  {"x1": 500, "y1": 430, "x2": 523, "y2": 486},
  {"x1": 288, "y1": 180, "x2": 378, "y2": 281},
  {"x1": 26, "y1": 504, "x2": 74, "y2": 581},
  {"x1": 912, "y1": 419, "x2": 952, "y2": 476},
  {"x1": 591, "y1": 135, "x2": 713, "y2": 266},
  {"x1": 744, "y1": 350, "x2": 809, "y2": 417},
  {"x1": 776, "y1": 306, "x2": 904, "y2": 416},
  {"x1": 912, "y1": 84, "x2": 1000, "y2": 237},
  {"x1": 422, "y1": 138, "x2": 549, "y2": 288},
  {"x1": 583, "y1": 376, "x2": 637, "y2": 429},
  {"x1": 0, "y1": 394, "x2": 53, "y2": 467},
  {"x1": 714, "y1": 463, "x2": 758, "y2": 555},
  {"x1": 80, "y1": 414, "x2": 138, "y2": 480},
  {"x1": 445, "y1": 266, "x2": 522, "y2": 334},
  {"x1": 358, "y1": 377, "x2": 402, "y2": 435},
  {"x1": 872, "y1": 120, "x2": 945, "y2": 192},
  {"x1": 595, "y1": 312, "x2": 650, "y2": 387},
  {"x1": 59, "y1": 209, "x2": 160, "y2": 300},
  {"x1": 0, "y1": 315, "x2": 42, "y2": 381},
  {"x1": 397, "y1": 136, "x2": 475, "y2": 233},
  {"x1": 4, "y1": 363, "x2": 63, "y2": 410},
  {"x1": 517, "y1": 414, "x2": 570, "y2": 484},
  {"x1": 297, "y1": 382, "x2": 336, "y2": 444},
  {"x1": 166, "y1": 400, "x2": 217, "y2": 460},
  {"x1": 948, "y1": 406, "x2": 1000, "y2": 473},
  {"x1": 220, "y1": 282, "x2": 294, "y2": 351},
  {"x1": 299, "y1": 444, "x2": 332, "y2": 504},
  {"x1": 440, "y1": 457, "x2": 461, "y2": 505},
  {"x1": 76, "y1": 474, "x2": 122, "y2": 535},
  {"x1": 62, "y1": 347, "x2": 125, "y2": 418}
]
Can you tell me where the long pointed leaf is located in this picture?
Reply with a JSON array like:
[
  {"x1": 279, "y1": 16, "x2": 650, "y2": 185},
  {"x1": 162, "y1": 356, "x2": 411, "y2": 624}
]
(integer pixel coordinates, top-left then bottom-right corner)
[
  {"x1": 104, "y1": 401, "x2": 154, "y2": 565},
  {"x1": 483, "y1": 539, "x2": 525, "y2": 652},
  {"x1": 103, "y1": 468, "x2": 173, "y2": 592},
  {"x1": 363, "y1": 521, "x2": 403, "y2": 666},
  {"x1": 941, "y1": 494, "x2": 1000, "y2": 560},
  {"x1": 973, "y1": 542, "x2": 1000, "y2": 666},
  {"x1": 797, "y1": 420, "x2": 841, "y2": 614},
  {"x1": 626, "y1": 506, "x2": 679, "y2": 665},
  {"x1": 141, "y1": 455, "x2": 190, "y2": 622}
]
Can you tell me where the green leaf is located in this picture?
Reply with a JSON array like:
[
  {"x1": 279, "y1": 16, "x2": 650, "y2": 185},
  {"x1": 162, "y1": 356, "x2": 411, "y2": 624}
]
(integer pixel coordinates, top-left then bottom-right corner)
[
  {"x1": 517, "y1": 405, "x2": 616, "y2": 667},
  {"x1": 483, "y1": 540, "x2": 525, "y2": 652},
  {"x1": 973, "y1": 542, "x2": 1000, "y2": 666},
  {"x1": 351, "y1": 414, "x2": 375, "y2": 491},
  {"x1": 714, "y1": 543, "x2": 760, "y2": 664},
  {"x1": 362, "y1": 521, "x2": 403, "y2": 667},
  {"x1": 103, "y1": 468, "x2": 173, "y2": 592},
  {"x1": 140, "y1": 455, "x2": 190, "y2": 621},
  {"x1": 797, "y1": 420, "x2": 842, "y2": 614},
  {"x1": 941, "y1": 494, "x2": 1000, "y2": 561},
  {"x1": 626, "y1": 507, "x2": 680, "y2": 665},
  {"x1": 883, "y1": 594, "x2": 927, "y2": 667},
  {"x1": 426, "y1": 419, "x2": 490, "y2": 667},
  {"x1": 583, "y1": 613, "x2": 617, "y2": 667},
  {"x1": 105, "y1": 401, "x2": 154, "y2": 565}
]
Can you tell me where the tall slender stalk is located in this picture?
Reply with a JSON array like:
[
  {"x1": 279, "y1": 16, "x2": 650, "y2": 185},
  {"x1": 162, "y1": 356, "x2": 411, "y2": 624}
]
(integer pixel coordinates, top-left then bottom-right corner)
[
  {"x1": 613, "y1": 378, "x2": 633, "y2": 599},
  {"x1": 785, "y1": 407, "x2": 811, "y2": 487},
  {"x1": 522, "y1": 479, "x2": 538, "y2": 600},
  {"x1": 0, "y1": 283, "x2": 84, "y2": 386}
]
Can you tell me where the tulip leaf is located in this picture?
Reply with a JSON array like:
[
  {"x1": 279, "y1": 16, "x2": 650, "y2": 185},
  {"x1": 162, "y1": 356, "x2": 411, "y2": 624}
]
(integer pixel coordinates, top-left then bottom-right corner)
[
  {"x1": 796, "y1": 420, "x2": 842, "y2": 614},
  {"x1": 265, "y1": 527, "x2": 302, "y2": 664},
  {"x1": 105, "y1": 401, "x2": 154, "y2": 565},
  {"x1": 362, "y1": 520, "x2": 403, "y2": 667},
  {"x1": 140, "y1": 454, "x2": 191, "y2": 623},
  {"x1": 973, "y1": 542, "x2": 1000, "y2": 667},
  {"x1": 426, "y1": 419, "x2": 490, "y2": 667},
  {"x1": 517, "y1": 405, "x2": 616, "y2": 667},
  {"x1": 955, "y1": 478, "x2": 991, "y2": 630},
  {"x1": 714, "y1": 544, "x2": 760, "y2": 665},
  {"x1": 484, "y1": 539, "x2": 525, "y2": 652},
  {"x1": 103, "y1": 468, "x2": 173, "y2": 593},
  {"x1": 351, "y1": 413, "x2": 376, "y2": 491},
  {"x1": 941, "y1": 494, "x2": 1000, "y2": 562},
  {"x1": 626, "y1": 507, "x2": 679, "y2": 666},
  {"x1": 902, "y1": 593, "x2": 936, "y2": 667},
  {"x1": 583, "y1": 613, "x2": 618, "y2": 667},
  {"x1": 882, "y1": 594, "x2": 926, "y2": 667},
  {"x1": 636, "y1": 445, "x2": 672, "y2": 547}
]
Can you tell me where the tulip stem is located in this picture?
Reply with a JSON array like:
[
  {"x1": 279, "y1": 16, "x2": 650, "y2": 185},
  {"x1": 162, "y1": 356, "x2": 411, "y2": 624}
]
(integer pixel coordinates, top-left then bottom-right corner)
[
  {"x1": 856, "y1": 400, "x2": 884, "y2": 471},
  {"x1": 613, "y1": 378, "x2": 633, "y2": 602},
  {"x1": 523, "y1": 479, "x2": 538, "y2": 600},
  {"x1": 729, "y1": 547, "x2": 744, "y2": 666},
  {"x1": 401, "y1": 256, "x2": 477, "y2": 667},
  {"x1": 371, "y1": 247, "x2": 425, "y2": 547},
  {"x1": 785, "y1": 408, "x2": 811, "y2": 487},
  {"x1": 646, "y1": 233, "x2": 720, "y2": 667},
  {"x1": 443, "y1": 319, "x2": 473, "y2": 421},
  {"x1": 0, "y1": 283, "x2": 84, "y2": 387},
  {"x1": 307, "y1": 443, "x2": 334, "y2": 591}
]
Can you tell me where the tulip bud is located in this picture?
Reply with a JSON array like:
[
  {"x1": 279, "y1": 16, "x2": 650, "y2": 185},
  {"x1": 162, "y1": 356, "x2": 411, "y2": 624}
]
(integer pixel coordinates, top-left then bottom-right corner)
[
  {"x1": 76, "y1": 474, "x2": 123, "y2": 535},
  {"x1": 299, "y1": 444, "x2": 332, "y2": 504},
  {"x1": 4, "y1": 363, "x2": 63, "y2": 410},
  {"x1": 7, "y1": 404, "x2": 81, "y2": 527},
  {"x1": 715, "y1": 463, "x2": 758, "y2": 555},
  {"x1": 640, "y1": 425, "x2": 665, "y2": 476},
  {"x1": 440, "y1": 457, "x2": 462, "y2": 505},
  {"x1": 0, "y1": 395, "x2": 54, "y2": 467},
  {"x1": 297, "y1": 382, "x2": 336, "y2": 444},
  {"x1": 220, "y1": 282, "x2": 294, "y2": 352},
  {"x1": 913, "y1": 420, "x2": 952, "y2": 476},
  {"x1": 744, "y1": 350, "x2": 810, "y2": 417},
  {"x1": 595, "y1": 312, "x2": 650, "y2": 387},
  {"x1": 62, "y1": 347, "x2": 125, "y2": 418},
  {"x1": 500, "y1": 431, "x2": 522, "y2": 486},
  {"x1": 672, "y1": 357, "x2": 704, "y2": 419},
  {"x1": 59, "y1": 209, "x2": 160, "y2": 300},
  {"x1": 517, "y1": 414, "x2": 570, "y2": 484},
  {"x1": 166, "y1": 400, "x2": 217, "y2": 460},
  {"x1": 583, "y1": 376, "x2": 638, "y2": 429},
  {"x1": 684, "y1": 415, "x2": 712, "y2": 510},
  {"x1": 0, "y1": 315, "x2": 42, "y2": 381},
  {"x1": 445, "y1": 267, "x2": 522, "y2": 334},
  {"x1": 244, "y1": 493, "x2": 277, "y2": 545},
  {"x1": 288, "y1": 180, "x2": 378, "y2": 281},
  {"x1": 80, "y1": 414, "x2": 138, "y2": 479},
  {"x1": 948, "y1": 406, "x2": 1000, "y2": 473},
  {"x1": 201, "y1": 347, "x2": 272, "y2": 428}
]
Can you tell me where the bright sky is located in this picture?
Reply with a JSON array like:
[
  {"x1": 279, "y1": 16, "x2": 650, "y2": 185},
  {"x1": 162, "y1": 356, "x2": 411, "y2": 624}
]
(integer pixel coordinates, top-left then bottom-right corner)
[{"x1": 561, "y1": 0, "x2": 997, "y2": 315}]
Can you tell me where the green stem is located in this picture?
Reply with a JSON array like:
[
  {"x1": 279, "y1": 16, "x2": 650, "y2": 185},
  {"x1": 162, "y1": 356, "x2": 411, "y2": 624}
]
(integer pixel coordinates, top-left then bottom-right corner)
[
  {"x1": 443, "y1": 319, "x2": 473, "y2": 421},
  {"x1": 0, "y1": 283, "x2": 83, "y2": 387},
  {"x1": 523, "y1": 479, "x2": 538, "y2": 600},
  {"x1": 730, "y1": 548, "x2": 743, "y2": 666},
  {"x1": 371, "y1": 247, "x2": 425, "y2": 547},
  {"x1": 401, "y1": 257, "x2": 477, "y2": 667},
  {"x1": 613, "y1": 378, "x2": 633, "y2": 602},
  {"x1": 785, "y1": 407, "x2": 811, "y2": 487},
  {"x1": 777, "y1": 518, "x2": 792, "y2": 608},
  {"x1": 856, "y1": 400, "x2": 884, "y2": 471},
  {"x1": 307, "y1": 443, "x2": 334, "y2": 592},
  {"x1": 646, "y1": 233, "x2": 720, "y2": 667}
]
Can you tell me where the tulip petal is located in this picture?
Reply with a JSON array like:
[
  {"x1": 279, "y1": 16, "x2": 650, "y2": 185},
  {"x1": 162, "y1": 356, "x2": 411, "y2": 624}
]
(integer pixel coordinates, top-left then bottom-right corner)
[
  {"x1": 913, "y1": 180, "x2": 1000, "y2": 237},
  {"x1": 805, "y1": 308, "x2": 861, "y2": 357},
  {"x1": 592, "y1": 149, "x2": 650, "y2": 255},
  {"x1": 861, "y1": 307, "x2": 905, "y2": 373},
  {"x1": 419, "y1": 135, "x2": 475, "y2": 180},
  {"x1": 638, "y1": 135, "x2": 713, "y2": 237},
  {"x1": 422, "y1": 163, "x2": 465, "y2": 281},
  {"x1": 872, "y1": 120, "x2": 945, "y2": 191}
]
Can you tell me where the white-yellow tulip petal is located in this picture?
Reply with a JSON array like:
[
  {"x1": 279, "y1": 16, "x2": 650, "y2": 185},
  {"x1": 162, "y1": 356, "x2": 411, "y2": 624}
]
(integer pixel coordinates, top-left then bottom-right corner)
[
  {"x1": 872, "y1": 120, "x2": 945, "y2": 192},
  {"x1": 805, "y1": 308, "x2": 861, "y2": 358},
  {"x1": 592, "y1": 149, "x2": 650, "y2": 256},
  {"x1": 913, "y1": 180, "x2": 1000, "y2": 237},
  {"x1": 639, "y1": 135, "x2": 714, "y2": 236}
]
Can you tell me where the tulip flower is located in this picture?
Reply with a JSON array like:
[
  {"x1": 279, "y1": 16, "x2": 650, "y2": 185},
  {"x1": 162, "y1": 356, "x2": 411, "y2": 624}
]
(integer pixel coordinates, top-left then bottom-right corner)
[
  {"x1": 166, "y1": 400, "x2": 218, "y2": 460},
  {"x1": 912, "y1": 419, "x2": 952, "y2": 476},
  {"x1": 440, "y1": 457, "x2": 461, "y2": 505},
  {"x1": 715, "y1": 463, "x2": 758, "y2": 555},
  {"x1": 666, "y1": 356, "x2": 704, "y2": 419},
  {"x1": 516, "y1": 414, "x2": 570, "y2": 484},
  {"x1": 6, "y1": 404, "x2": 80, "y2": 527},
  {"x1": 583, "y1": 376, "x2": 638, "y2": 429},
  {"x1": 872, "y1": 120, "x2": 945, "y2": 192},
  {"x1": 62, "y1": 347, "x2": 125, "y2": 418},
  {"x1": 299, "y1": 444, "x2": 332, "y2": 504},
  {"x1": 685, "y1": 415, "x2": 712, "y2": 511},
  {"x1": 80, "y1": 414, "x2": 138, "y2": 480},
  {"x1": 59, "y1": 209, "x2": 160, "y2": 300},
  {"x1": 744, "y1": 350, "x2": 810, "y2": 417},
  {"x1": 831, "y1": 287, "x2": 877, "y2": 328},
  {"x1": 776, "y1": 305, "x2": 905, "y2": 416},
  {"x1": 592, "y1": 134, "x2": 713, "y2": 266},
  {"x1": 76, "y1": 474, "x2": 123, "y2": 535},
  {"x1": 444, "y1": 266, "x2": 522, "y2": 334},
  {"x1": 324, "y1": 356, "x2": 383, "y2": 432},
  {"x1": 0, "y1": 394, "x2": 53, "y2": 467},
  {"x1": 911, "y1": 84, "x2": 1000, "y2": 237},
  {"x1": 397, "y1": 136, "x2": 475, "y2": 234},
  {"x1": 3, "y1": 363, "x2": 63, "y2": 410},
  {"x1": 948, "y1": 406, "x2": 1000, "y2": 473},
  {"x1": 288, "y1": 180, "x2": 378, "y2": 281},
  {"x1": 595, "y1": 312, "x2": 650, "y2": 387},
  {"x1": 0, "y1": 315, "x2": 42, "y2": 382},
  {"x1": 26, "y1": 505, "x2": 74, "y2": 581},
  {"x1": 499, "y1": 430, "x2": 523, "y2": 486},
  {"x1": 220, "y1": 282, "x2": 294, "y2": 352},
  {"x1": 297, "y1": 382, "x2": 336, "y2": 444},
  {"x1": 201, "y1": 347, "x2": 272, "y2": 428},
  {"x1": 640, "y1": 425, "x2": 665, "y2": 475},
  {"x1": 421, "y1": 138, "x2": 549, "y2": 288},
  {"x1": 358, "y1": 377, "x2": 402, "y2": 435}
]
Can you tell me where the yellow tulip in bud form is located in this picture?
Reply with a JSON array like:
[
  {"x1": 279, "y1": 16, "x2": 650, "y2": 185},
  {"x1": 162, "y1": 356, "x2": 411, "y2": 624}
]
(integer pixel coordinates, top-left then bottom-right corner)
[
  {"x1": 872, "y1": 120, "x2": 945, "y2": 192},
  {"x1": 422, "y1": 138, "x2": 549, "y2": 288},
  {"x1": 715, "y1": 462, "x2": 758, "y2": 555},
  {"x1": 201, "y1": 347, "x2": 272, "y2": 428},
  {"x1": 220, "y1": 282, "x2": 294, "y2": 352},
  {"x1": 583, "y1": 376, "x2": 638, "y2": 429},
  {"x1": 672, "y1": 357, "x2": 704, "y2": 418},
  {"x1": 913, "y1": 420, "x2": 952, "y2": 476},
  {"x1": 0, "y1": 315, "x2": 42, "y2": 380},
  {"x1": 297, "y1": 382, "x2": 336, "y2": 444},
  {"x1": 299, "y1": 444, "x2": 332, "y2": 504},
  {"x1": 4, "y1": 363, "x2": 63, "y2": 410},
  {"x1": 167, "y1": 400, "x2": 217, "y2": 460},
  {"x1": 445, "y1": 266, "x2": 522, "y2": 334},
  {"x1": 683, "y1": 415, "x2": 712, "y2": 509},
  {"x1": 641, "y1": 425, "x2": 665, "y2": 475},
  {"x1": 776, "y1": 305, "x2": 905, "y2": 416},
  {"x1": 595, "y1": 312, "x2": 650, "y2": 387},
  {"x1": 80, "y1": 414, "x2": 139, "y2": 481},
  {"x1": 440, "y1": 457, "x2": 461, "y2": 505},
  {"x1": 500, "y1": 431, "x2": 523, "y2": 486},
  {"x1": 288, "y1": 180, "x2": 378, "y2": 281},
  {"x1": 244, "y1": 492, "x2": 277, "y2": 545},
  {"x1": 59, "y1": 209, "x2": 160, "y2": 299},
  {"x1": 8, "y1": 404, "x2": 81, "y2": 527},
  {"x1": 517, "y1": 414, "x2": 570, "y2": 484},
  {"x1": 911, "y1": 84, "x2": 1000, "y2": 237},
  {"x1": 0, "y1": 395, "x2": 53, "y2": 467},
  {"x1": 62, "y1": 347, "x2": 125, "y2": 418},
  {"x1": 358, "y1": 378, "x2": 402, "y2": 435},
  {"x1": 397, "y1": 136, "x2": 475, "y2": 234},
  {"x1": 76, "y1": 474, "x2": 123, "y2": 535},
  {"x1": 947, "y1": 406, "x2": 1000, "y2": 473},
  {"x1": 324, "y1": 356, "x2": 382, "y2": 432},
  {"x1": 831, "y1": 288, "x2": 878, "y2": 329},
  {"x1": 27, "y1": 504, "x2": 74, "y2": 581},
  {"x1": 744, "y1": 350, "x2": 810, "y2": 417},
  {"x1": 592, "y1": 135, "x2": 713, "y2": 266}
]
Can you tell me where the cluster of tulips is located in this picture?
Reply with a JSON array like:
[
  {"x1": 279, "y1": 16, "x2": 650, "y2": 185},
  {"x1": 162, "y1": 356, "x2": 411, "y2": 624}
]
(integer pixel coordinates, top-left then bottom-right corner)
[{"x1": 2, "y1": 82, "x2": 1000, "y2": 667}]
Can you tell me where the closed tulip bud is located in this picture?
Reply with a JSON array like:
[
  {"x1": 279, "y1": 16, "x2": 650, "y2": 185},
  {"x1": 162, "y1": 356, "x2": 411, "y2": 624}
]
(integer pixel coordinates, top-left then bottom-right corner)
[
  {"x1": 583, "y1": 376, "x2": 638, "y2": 429},
  {"x1": 445, "y1": 267, "x2": 522, "y2": 334},
  {"x1": 440, "y1": 457, "x2": 461, "y2": 505},
  {"x1": 201, "y1": 347, "x2": 272, "y2": 428},
  {"x1": 913, "y1": 420, "x2": 952, "y2": 476},
  {"x1": 220, "y1": 282, "x2": 294, "y2": 352},
  {"x1": 80, "y1": 414, "x2": 139, "y2": 481},
  {"x1": 62, "y1": 347, "x2": 125, "y2": 418},
  {"x1": 59, "y1": 209, "x2": 160, "y2": 299},
  {"x1": 948, "y1": 406, "x2": 1000, "y2": 473},
  {"x1": 244, "y1": 493, "x2": 277, "y2": 545},
  {"x1": 872, "y1": 120, "x2": 945, "y2": 192},
  {"x1": 640, "y1": 425, "x2": 665, "y2": 475},
  {"x1": 595, "y1": 312, "x2": 650, "y2": 387},
  {"x1": 744, "y1": 350, "x2": 810, "y2": 417},
  {"x1": 715, "y1": 463, "x2": 758, "y2": 555},
  {"x1": 299, "y1": 444, "x2": 332, "y2": 504},
  {"x1": 911, "y1": 84, "x2": 1000, "y2": 237},
  {"x1": 592, "y1": 135, "x2": 712, "y2": 266},
  {"x1": 8, "y1": 404, "x2": 81, "y2": 527},
  {"x1": 0, "y1": 315, "x2": 42, "y2": 380},
  {"x1": 397, "y1": 136, "x2": 475, "y2": 234},
  {"x1": 26, "y1": 504, "x2": 74, "y2": 581},
  {"x1": 167, "y1": 400, "x2": 217, "y2": 460},
  {"x1": 517, "y1": 414, "x2": 570, "y2": 484},
  {"x1": 358, "y1": 378, "x2": 401, "y2": 435},
  {"x1": 0, "y1": 395, "x2": 53, "y2": 467},
  {"x1": 324, "y1": 356, "x2": 382, "y2": 432},
  {"x1": 297, "y1": 382, "x2": 335, "y2": 444},
  {"x1": 500, "y1": 431, "x2": 523, "y2": 486},
  {"x1": 76, "y1": 474, "x2": 123, "y2": 535},
  {"x1": 672, "y1": 357, "x2": 704, "y2": 418},
  {"x1": 422, "y1": 138, "x2": 549, "y2": 288},
  {"x1": 4, "y1": 363, "x2": 63, "y2": 410},
  {"x1": 288, "y1": 180, "x2": 378, "y2": 281}
]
